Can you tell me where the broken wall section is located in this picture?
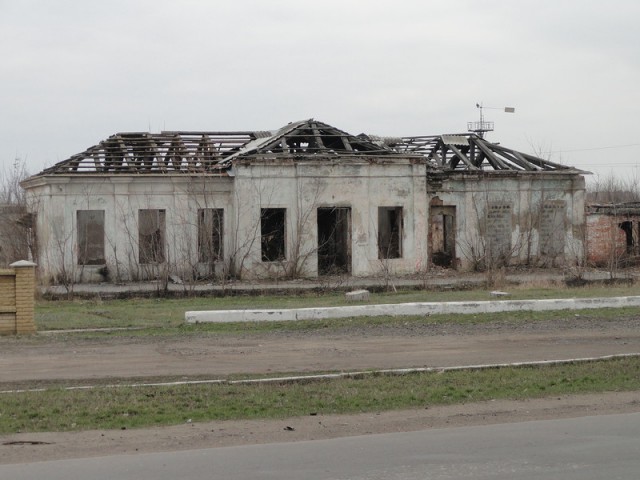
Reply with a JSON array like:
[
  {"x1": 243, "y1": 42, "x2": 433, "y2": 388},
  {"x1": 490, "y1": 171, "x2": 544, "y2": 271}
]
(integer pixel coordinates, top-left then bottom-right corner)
[
  {"x1": 428, "y1": 172, "x2": 585, "y2": 271},
  {"x1": 586, "y1": 204, "x2": 640, "y2": 267}
]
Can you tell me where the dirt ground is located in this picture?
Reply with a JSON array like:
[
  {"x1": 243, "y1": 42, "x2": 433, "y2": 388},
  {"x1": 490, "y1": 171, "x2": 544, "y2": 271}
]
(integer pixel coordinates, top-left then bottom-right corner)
[{"x1": 2, "y1": 314, "x2": 640, "y2": 463}]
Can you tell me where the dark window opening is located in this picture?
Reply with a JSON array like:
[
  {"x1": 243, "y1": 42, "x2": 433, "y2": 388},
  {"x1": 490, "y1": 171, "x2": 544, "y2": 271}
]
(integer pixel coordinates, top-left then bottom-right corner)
[
  {"x1": 77, "y1": 210, "x2": 105, "y2": 265},
  {"x1": 198, "y1": 208, "x2": 224, "y2": 263},
  {"x1": 378, "y1": 206, "x2": 403, "y2": 259},
  {"x1": 261, "y1": 208, "x2": 286, "y2": 262},
  {"x1": 139, "y1": 209, "x2": 166, "y2": 264},
  {"x1": 317, "y1": 207, "x2": 352, "y2": 275}
]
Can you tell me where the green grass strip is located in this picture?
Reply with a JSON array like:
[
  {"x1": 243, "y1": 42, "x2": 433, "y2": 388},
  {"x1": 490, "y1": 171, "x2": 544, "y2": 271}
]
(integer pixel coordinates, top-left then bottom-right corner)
[
  {"x1": 35, "y1": 283, "x2": 640, "y2": 331},
  {"x1": 2, "y1": 356, "x2": 639, "y2": 434},
  {"x1": 25, "y1": 305, "x2": 640, "y2": 341}
]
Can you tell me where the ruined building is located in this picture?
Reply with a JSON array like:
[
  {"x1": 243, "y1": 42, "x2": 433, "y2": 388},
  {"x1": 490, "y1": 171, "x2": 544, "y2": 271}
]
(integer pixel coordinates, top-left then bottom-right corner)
[
  {"x1": 20, "y1": 119, "x2": 586, "y2": 283},
  {"x1": 586, "y1": 203, "x2": 640, "y2": 267}
]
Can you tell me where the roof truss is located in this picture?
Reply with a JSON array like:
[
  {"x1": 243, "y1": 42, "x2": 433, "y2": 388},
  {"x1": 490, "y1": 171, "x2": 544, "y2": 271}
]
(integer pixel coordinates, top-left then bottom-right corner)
[
  {"x1": 40, "y1": 131, "x2": 255, "y2": 175},
  {"x1": 36, "y1": 120, "x2": 583, "y2": 176},
  {"x1": 217, "y1": 119, "x2": 396, "y2": 165},
  {"x1": 389, "y1": 134, "x2": 577, "y2": 172}
]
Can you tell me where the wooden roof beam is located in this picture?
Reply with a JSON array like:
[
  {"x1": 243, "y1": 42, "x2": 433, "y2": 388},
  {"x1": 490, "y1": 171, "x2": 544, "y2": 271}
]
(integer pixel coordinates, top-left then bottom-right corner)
[
  {"x1": 489, "y1": 144, "x2": 537, "y2": 171},
  {"x1": 503, "y1": 150, "x2": 535, "y2": 171},
  {"x1": 312, "y1": 127, "x2": 326, "y2": 151},
  {"x1": 519, "y1": 151, "x2": 569, "y2": 170},
  {"x1": 448, "y1": 144, "x2": 479, "y2": 170},
  {"x1": 429, "y1": 150, "x2": 444, "y2": 167},
  {"x1": 473, "y1": 139, "x2": 510, "y2": 170}
]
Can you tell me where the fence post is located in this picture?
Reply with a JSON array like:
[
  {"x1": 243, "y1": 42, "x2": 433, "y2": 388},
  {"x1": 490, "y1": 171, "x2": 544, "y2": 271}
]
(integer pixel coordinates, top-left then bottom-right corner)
[{"x1": 10, "y1": 260, "x2": 37, "y2": 334}]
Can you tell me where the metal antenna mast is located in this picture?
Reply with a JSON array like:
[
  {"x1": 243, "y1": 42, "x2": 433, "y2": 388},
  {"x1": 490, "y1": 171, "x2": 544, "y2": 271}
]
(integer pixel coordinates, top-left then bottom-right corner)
[{"x1": 467, "y1": 103, "x2": 515, "y2": 138}]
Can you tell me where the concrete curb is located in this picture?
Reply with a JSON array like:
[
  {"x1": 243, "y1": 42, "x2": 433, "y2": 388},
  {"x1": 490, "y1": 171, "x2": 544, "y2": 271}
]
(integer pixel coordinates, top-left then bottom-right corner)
[{"x1": 185, "y1": 295, "x2": 640, "y2": 323}]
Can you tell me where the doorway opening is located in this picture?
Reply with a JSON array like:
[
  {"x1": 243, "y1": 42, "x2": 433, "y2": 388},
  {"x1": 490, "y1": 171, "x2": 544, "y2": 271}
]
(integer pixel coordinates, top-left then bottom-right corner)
[
  {"x1": 430, "y1": 205, "x2": 456, "y2": 268},
  {"x1": 317, "y1": 207, "x2": 352, "y2": 275},
  {"x1": 619, "y1": 221, "x2": 638, "y2": 255}
]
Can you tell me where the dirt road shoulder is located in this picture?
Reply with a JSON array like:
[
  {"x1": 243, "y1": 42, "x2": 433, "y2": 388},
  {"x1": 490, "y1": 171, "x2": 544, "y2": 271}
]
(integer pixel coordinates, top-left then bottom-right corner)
[{"x1": 2, "y1": 391, "x2": 639, "y2": 465}]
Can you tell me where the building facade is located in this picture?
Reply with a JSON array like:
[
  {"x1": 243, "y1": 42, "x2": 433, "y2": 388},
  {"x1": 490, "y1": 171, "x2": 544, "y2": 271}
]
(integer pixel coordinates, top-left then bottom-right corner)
[{"x1": 21, "y1": 120, "x2": 586, "y2": 283}]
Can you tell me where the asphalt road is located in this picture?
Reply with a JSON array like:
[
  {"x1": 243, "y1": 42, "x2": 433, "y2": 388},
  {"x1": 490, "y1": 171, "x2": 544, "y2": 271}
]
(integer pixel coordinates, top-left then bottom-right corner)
[{"x1": 3, "y1": 412, "x2": 639, "y2": 479}]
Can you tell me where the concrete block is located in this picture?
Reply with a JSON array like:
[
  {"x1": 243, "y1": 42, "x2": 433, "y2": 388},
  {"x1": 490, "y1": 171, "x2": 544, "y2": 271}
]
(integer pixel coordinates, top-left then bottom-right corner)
[
  {"x1": 490, "y1": 291, "x2": 510, "y2": 297},
  {"x1": 185, "y1": 296, "x2": 640, "y2": 324},
  {"x1": 345, "y1": 289, "x2": 370, "y2": 302}
]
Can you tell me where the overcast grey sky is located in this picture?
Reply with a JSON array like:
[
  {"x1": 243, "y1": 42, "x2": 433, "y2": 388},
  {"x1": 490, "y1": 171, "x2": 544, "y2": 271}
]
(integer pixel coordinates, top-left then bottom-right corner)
[{"x1": 1, "y1": 0, "x2": 639, "y2": 182}]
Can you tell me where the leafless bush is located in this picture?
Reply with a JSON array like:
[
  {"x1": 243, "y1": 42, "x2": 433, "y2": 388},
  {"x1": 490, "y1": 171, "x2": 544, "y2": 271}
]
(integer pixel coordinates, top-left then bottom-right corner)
[
  {"x1": 586, "y1": 173, "x2": 640, "y2": 278},
  {"x1": 0, "y1": 158, "x2": 28, "y2": 205},
  {"x1": 317, "y1": 269, "x2": 348, "y2": 293},
  {"x1": 587, "y1": 172, "x2": 640, "y2": 204},
  {"x1": 0, "y1": 158, "x2": 33, "y2": 267}
]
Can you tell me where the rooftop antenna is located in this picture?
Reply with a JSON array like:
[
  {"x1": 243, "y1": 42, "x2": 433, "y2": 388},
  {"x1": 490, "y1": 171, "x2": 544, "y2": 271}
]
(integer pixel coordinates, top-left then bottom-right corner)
[{"x1": 467, "y1": 103, "x2": 515, "y2": 138}]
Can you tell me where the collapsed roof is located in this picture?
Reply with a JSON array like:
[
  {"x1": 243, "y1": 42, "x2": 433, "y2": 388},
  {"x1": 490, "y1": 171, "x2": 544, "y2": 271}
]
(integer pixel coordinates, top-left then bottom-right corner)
[
  {"x1": 36, "y1": 119, "x2": 583, "y2": 176},
  {"x1": 388, "y1": 134, "x2": 573, "y2": 172},
  {"x1": 587, "y1": 202, "x2": 640, "y2": 215}
]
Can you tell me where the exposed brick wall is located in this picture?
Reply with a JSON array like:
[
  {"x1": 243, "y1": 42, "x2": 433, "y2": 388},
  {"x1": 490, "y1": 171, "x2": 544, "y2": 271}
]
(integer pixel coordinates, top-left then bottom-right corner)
[
  {"x1": 0, "y1": 272, "x2": 17, "y2": 335},
  {"x1": 0, "y1": 261, "x2": 36, "y2": 335},
  {"x1": 586, "y1": 214, "x2": 637, "y2": 266}
]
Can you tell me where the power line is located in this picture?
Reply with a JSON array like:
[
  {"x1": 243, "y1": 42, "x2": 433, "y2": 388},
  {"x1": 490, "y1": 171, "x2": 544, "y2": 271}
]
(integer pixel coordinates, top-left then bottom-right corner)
[
  {"x1": 548, "y1": 143, "x2": 640, "y2": 154},
  {"x1": 575, "y1": 160, "x2": 640, "y2": 165}
]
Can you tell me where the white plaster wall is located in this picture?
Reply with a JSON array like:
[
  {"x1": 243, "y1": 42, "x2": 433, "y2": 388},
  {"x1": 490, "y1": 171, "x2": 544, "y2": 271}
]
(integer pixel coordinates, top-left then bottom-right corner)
[
  {"x1": 22, "y1": 165, "x2": 584, "y2": 283},
  {"x1": 233, "y1": 158, "x2": 428, "y2": 279},
  {"x1": 24, "y1": 175, "x2": 233, "y2": 283},
  {"x1": 430, "y1": 173, "x2": 585, "y2": 270}
]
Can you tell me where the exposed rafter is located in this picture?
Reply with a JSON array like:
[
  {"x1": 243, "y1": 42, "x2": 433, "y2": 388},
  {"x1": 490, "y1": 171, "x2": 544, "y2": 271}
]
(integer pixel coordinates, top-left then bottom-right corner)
[
  {"x1": 39, "y1": 131, "x2": 256, "y2": 175},
  {"x1": 387, "y1": 134, "x2": 584, "y2": 173},
  {"x1": 34, "y1": 120, "x2": 585, "y2": 176},
  {"x1": 217, "y1": 119, "x2": 397, "y2": 165}
]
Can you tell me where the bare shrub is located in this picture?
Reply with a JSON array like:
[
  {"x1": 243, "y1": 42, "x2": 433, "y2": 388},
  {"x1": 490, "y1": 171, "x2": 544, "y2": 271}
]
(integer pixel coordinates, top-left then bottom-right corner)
[
  {"x1": 0, "y1": 158, "x2": 33, "y2": 267},
  {"x1": 587, "y1": 172, "x2": 640, "y2": 204}
]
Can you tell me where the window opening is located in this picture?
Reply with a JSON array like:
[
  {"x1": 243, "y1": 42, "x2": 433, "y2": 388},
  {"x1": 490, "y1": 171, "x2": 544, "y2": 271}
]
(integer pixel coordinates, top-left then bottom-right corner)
[
  {"x1": 198, "y1": 209, "x2": 224, "y2": 262},
  {"x1": 139, "y1": 209, "x2": 166, "y2": 264},
  {"x1": 486, "y1": 203, "x2": 512, "y2": 264},
  {"x1": 540, "y1": 201, "x2": 566, "y2": 257},
  {"x1": 378, "y1": 206, "x2": 403, "y2": 259},
  {"x1": 77, "y1": 210, "x2": 105, "y2": 265}
]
